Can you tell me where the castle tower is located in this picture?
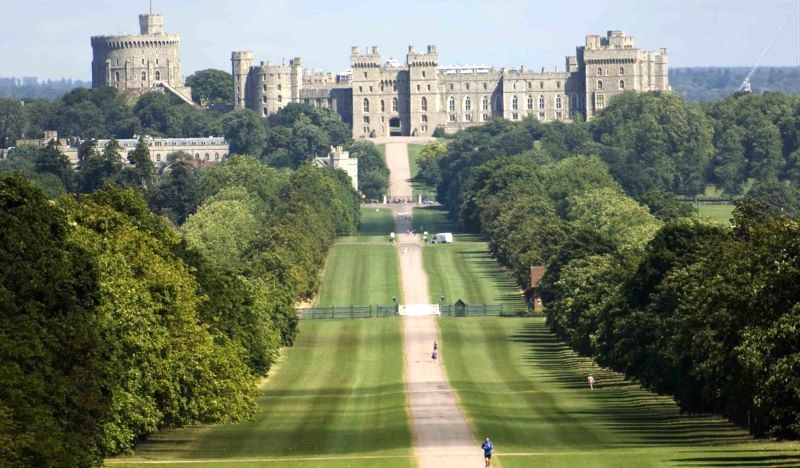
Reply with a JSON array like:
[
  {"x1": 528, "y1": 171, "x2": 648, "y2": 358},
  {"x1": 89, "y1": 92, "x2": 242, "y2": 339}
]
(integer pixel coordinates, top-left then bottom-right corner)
[
  {"x1": 231, "y1": 51, "x2": 253, "y2": 111},
  {"x1": 90, "y1": 13, "x2": 192, "y2": 103},
  {"x1": 138, "y1": 14, "x2": 164, "y2": 35},
  {"x1": 407, "y1": 45, "x2": 440, "y2": 136},
  {"x1": 350, "y1": 46, "x2": 384, "y2": 138}
]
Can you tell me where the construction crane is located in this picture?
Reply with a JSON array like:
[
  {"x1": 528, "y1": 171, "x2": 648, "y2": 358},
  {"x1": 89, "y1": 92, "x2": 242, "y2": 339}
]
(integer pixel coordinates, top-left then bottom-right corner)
[{"x1": 738, "y1": 3, "x2": 800, "y2": 93}]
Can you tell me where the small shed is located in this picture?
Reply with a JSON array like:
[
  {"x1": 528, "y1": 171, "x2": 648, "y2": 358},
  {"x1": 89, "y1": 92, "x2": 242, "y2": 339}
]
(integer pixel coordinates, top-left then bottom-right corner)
[{"x1": 454, "y1": 299, "x2": 466, "y2": 317}]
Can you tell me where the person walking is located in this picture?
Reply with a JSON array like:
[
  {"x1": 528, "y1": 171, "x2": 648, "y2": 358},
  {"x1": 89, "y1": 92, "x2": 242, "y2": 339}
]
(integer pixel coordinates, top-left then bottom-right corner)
[
  {"x1": 431, "y1": 349, "x2": 438, "y2": 363},
  {"x1": 588, "y1": 375, "x2": 595, "y2": 390},
  {"x1": 481, "y1": 437, "x2": 493, "y2": 467},
  {"x1": 433, "y1": 341, "x2": 438, "y2": 352}
]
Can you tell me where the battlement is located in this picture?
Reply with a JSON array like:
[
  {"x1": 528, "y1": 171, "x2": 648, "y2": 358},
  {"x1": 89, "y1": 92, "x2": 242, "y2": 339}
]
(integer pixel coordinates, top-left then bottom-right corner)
[
  {"x1": 406, "y1": 44, "x2": 439, "y2": 67},
  {"x1": 585, "y1": 30, "x2": 635, "y2": 50},
  {"x1": 350, "y1": 46, "x2": 382, "y2": 68},
  {"x1": 139, "y1": 14, "x2": 164, "y2": 35}
]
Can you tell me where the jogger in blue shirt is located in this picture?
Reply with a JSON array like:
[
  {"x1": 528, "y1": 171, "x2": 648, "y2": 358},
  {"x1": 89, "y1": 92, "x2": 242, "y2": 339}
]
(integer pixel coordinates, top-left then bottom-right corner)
[{"x1": 481, "y1": 437, "x2": 493, "y2": 467}]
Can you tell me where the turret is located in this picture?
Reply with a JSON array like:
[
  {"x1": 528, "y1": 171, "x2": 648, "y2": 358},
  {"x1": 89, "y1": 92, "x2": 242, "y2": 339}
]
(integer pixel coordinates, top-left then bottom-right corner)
[
  {"x1": 139, "y1": 14, "x2": 164, "y2": 35},
  {"x1": 231, "y1": 51, "x2": 253, "y2": 111}
]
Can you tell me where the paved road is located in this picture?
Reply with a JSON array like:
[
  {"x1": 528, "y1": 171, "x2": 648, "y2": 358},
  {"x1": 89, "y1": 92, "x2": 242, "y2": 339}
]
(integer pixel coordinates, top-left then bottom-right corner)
[{"x1": 385, "y1": 142, "x2": 479, "y2": 468}]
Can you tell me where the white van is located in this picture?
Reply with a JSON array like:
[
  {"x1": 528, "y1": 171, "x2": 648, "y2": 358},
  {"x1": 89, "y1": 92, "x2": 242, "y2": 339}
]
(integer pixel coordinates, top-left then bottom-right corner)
[{"x1": 432, "y1": 233, "x2": 453, "y2": 244}]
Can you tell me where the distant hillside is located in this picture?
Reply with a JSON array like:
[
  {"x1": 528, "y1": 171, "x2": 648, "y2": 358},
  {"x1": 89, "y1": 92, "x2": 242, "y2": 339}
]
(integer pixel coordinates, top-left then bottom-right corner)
[
  {"x1": 670, "y1": 67, "x2": 800, "y2": 102},
  {"x1": 0, "y1": 77, "x2": 90, "y2": 100}
]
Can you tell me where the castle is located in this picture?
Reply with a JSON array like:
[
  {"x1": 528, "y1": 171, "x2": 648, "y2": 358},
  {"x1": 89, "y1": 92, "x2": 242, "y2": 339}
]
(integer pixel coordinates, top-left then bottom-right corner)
[
  {"x1": 91, "y1": 12, "x2": 194, "y2": 104},
  {"x1": 233, "y1": 30, "x2": 669, "y2": 137}
]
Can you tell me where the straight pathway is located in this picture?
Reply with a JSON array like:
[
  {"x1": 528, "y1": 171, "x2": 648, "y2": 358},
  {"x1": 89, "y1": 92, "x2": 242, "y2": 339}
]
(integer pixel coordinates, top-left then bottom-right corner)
[{"x1": 385, "y1": 140, "x2": 479, "y2": 468}]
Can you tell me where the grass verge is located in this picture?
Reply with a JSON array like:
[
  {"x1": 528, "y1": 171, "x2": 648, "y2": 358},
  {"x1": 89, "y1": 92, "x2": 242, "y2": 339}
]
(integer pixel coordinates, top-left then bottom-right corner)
[
  {"x1": 439, "y1": 317, "x2": 800, "y2": 467},
  {"x1": 109, "y1": 319, "x2": 414, "y2": 468},
  {"x1": 407, "y1": 143, "x2": 437, "y2": 200}
]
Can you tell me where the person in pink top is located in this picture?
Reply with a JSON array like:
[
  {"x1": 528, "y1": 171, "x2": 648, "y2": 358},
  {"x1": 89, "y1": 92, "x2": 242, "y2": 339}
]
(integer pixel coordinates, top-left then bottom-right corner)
[{"x1": 588, "y1": 375, "x2": 595, "y2": 390}]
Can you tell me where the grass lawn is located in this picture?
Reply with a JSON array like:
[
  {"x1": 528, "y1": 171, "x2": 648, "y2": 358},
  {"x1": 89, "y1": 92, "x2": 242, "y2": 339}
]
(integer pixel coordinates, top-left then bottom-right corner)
[
  {"x1": 407, "y1": 143, "x2": 437, "y2": 201},
  {"x1": 439, "y1": 317, "x2": 800, "y2": 467},
  {"x1": 698, "y1": 203, "x2": 734, "y2": 225},
  {"x1": 108, "y1": 319, "x2": 414, "y2": 468},
  {"x1": 416, "y1": 206, "x2": 522, "y2": 306},
  {"x1": 316, "y1": 207, "x2": 400, "y2": 306}
]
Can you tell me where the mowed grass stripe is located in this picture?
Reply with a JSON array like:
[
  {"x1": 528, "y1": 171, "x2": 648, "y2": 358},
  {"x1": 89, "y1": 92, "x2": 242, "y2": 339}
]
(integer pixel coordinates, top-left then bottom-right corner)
[
  {"x1": 112, "y1": 319, "x2": 413, "y2": 468},
  {"x1": 417, "y1": 207, "x2": 521, "y2": 306},
  {"x1": 316, "y1": 207, "x2": 400, "y2": 306},
  {"x1": 315, "y1": 244, "x2": 400, "y2": 306},
  {"x1": 440, "y1": 318, "x2": 800, "y2": 467}
]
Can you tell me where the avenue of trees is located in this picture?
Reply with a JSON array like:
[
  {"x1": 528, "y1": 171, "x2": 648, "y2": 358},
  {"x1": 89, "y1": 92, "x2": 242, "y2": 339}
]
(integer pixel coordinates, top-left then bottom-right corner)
[
  {"x1": 1, "y1": 104, "x2": 360, "y2": 465},
  {"x1": 430, "y1": 90, "x2": 800, "y2": 439}
]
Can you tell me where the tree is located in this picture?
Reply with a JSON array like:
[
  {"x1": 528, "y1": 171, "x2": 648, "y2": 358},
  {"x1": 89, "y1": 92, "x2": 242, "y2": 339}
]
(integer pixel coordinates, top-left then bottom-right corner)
[
  {"x1": 0, "y1": 174, "x2": 107, "y2": 466},
  {"x1": 0, "y1": 98, "x2": 24, "y2": 148},
  {"x1": 350, "y1": 140, "x2": 388, "y2": 199},
  {"x1": 134, "y1": 92, "x2": 180, "y2": 136},
  {"x1": 417, "y1": 140, "x2": 447, "y2": 186},
  {"x1": 286, "y1": 117, "x2": 330, "y2": 168},
  {"x1": 224, "y1": 110, "x2": 266, "y2": 156},
  {"x1": 186, "y1": 69, "x2": 233, "y2": 107},
  {"x1": 746, "y1": 179, "x2": 799, "y2": 218},
  {"x1": 639, "y1": 190, "x2": 696, "y2": 221},
  {"x1": 123, "y1": 136, "x2": 155, "y2": 189},
  {"x1": 78, "y1": 139, "x2": 124, "y2": 193},
  {"x1": 34, "y1": 140, "x2": 75, "y2": 191}
]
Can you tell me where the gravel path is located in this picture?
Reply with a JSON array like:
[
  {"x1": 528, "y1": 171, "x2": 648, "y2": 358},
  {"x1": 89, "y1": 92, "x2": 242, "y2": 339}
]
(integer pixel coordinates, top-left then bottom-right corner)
[{"x1": 385, "y1": 141, "x2": 480, "y2": 468}]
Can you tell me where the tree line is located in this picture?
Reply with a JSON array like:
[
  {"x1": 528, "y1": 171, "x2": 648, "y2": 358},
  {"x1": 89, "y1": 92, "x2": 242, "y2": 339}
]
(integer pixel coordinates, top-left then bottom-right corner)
[
  {"x1": 0, "y1": 85, "x2": 391, "y2": 200},
  {"x1": 428, "y1": 91, "x2": 799, "y2": 439},
  {"x1": 1, "y1": 113, "x2": 360, "y2": 464}
]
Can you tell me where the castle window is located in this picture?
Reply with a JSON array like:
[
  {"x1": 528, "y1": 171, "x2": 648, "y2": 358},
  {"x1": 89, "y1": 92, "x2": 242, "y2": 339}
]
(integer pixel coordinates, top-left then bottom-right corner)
[
  {"x1": 156, "y1": 58, "x2": 159, "y2": 65},
  {"x1": 597, "y1": 80, "x2": 604, "y2": 90},
  {"x1": 155, "y1": 70, "x2": 160, "y2": 81},
  {"x1": 363, "y1": 72, "x2": 367, "y2": 79},
  {"x1": 511, "y1": 95, "x2": 519, "y2": 110},
  {"x1": 277, "y1": 84, "x2": 282, "y2": 90},
  {"x1": 595, "y1": 94, "x2": 605, "y2": 110},
  {"x1": 141, "y1": 71, "x2": 147, "y2": 81},
  {"x1": 359, "y1": 86, "x2": 363, "y2": 93},
  {"x1": 363, "y1": 98, "x2": 370, "y2": 112},
  {"x1": 597, "y1": 67, "x2": 602, "y2": 76},
  {"x1": 539, "y1": 112, "x2": 545, "y2": 120},
  {"x1": 527, "y1": 95, "x2": 533, "y2": 110},
  {"x1": 466, "y1": 83, "x2": 470, "y2": 90},
  {"x1": 427, "y1": 84, "x2": 431, "y2": 91},
  {"x1": 571, "y1": 94, "x2": 578, "y2": 110},
  {"x1": 480, "y1": 96, "x2": 488, "y2": 111},
  {"x1": 539, "y1": 81, "x2": 544, "y2": 89},
  {"x1": 482, "y1": 113, "x2": 489, "y2": 121},
  {"x1": 450, "y1": 84, "x2": 454, "y2": 90},
  {"x1": 619, "y1": 80, "x2": 625, "y2": 90},
  {"x1": 381, "y1": 100, "x2": 385, "y2": 112},
  {"x1": 448, "y1": 97, "x2": 455, "y2": 112},
  {"x1": 449, "y1": 114, "x2": 456, "y2": 122},
  {"x1": 263, "y1": 107, "x2": 267, "y2": 116},
  {"x1": 512, "y1": 82, "x2": 517, "y2": 90},
  {"x1": 465, "y1": 114, "x2": 472, "y2": 122},
  {"x1": 278, "y1": 95, "x2": 283, "y2": 103},
  {"x1": 619, "y1": 66, "x2": 625, "y2": 75},
  {"x1": 195, "y1": 153, "x2": 200, "y2": 160},
  {"x1": 556, "y1": 81, "x2": 561, "y2": 89},
  {"x1": 363, "y1": 116, "x2": 370, "y2": 124},
  {"x1": 263, "y1": 84, "x2": 267, "y2": 92},
  {"x1": 556, "y1": 112, "x2": 562, "y2": 120},
  {"x1": 512, "y1": 112, "x2": 519, "y2": 120},
  {"x1": 555, "y1": 95, "x2": 562, "y2": 109},
  {"x1": 204, "y1": 153, "x2": 210, "y2": 161},
  {"x1": 115, "y1": 71, "x2": 120, "y2": 82},
  {"x1": 417, "y1": 85, "x2": 421, "y2": 91},
  {"x1": 263, "y1": 96, "x2": 267, "y2": 103},
  {"x1": 528, "y1": 82, "x2": 532, "y2": 89},
  {"x1": 483, "y1": 82, "x2": 488, "y2": 90},
  {"x1": 156, "y1": 154, "x2": 161, "y2": 162},
  {"x1": 392, "y1": 97, "x2": 398, "y2": 112},
  {"x1": 142, "y1": 58, "x2": 145, "y2": 65},
  {"x1": 422, "y1": 71, "x2": 427, "y2": 78},
  {"x1": 464, "y1": 96, "x2": 471, "y2": 111},
  {"x1": 215, "y1": 153, "x2": 220, "y2": 161},
  {"x1": 370, "y1": 86, "x2": 373, "y2": 92},
  {"x1": 421, "y1": 97, "x2": 428, "y2": 112},
  {"x1": 421, "y1": 115, "x2": 428, "y2": 123},
  {"x1": 538, "y1": 95, "x2": 545, "y2": 109}
]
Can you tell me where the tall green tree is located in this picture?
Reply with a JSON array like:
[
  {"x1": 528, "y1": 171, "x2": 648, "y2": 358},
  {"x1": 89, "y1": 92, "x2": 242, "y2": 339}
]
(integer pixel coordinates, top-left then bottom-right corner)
[
  {"x1": 224, "y1": 110, "x2": 266, "y2": 156},
  {"x1": 186, "y1": 69, "x2": 233, "y2": 107}
]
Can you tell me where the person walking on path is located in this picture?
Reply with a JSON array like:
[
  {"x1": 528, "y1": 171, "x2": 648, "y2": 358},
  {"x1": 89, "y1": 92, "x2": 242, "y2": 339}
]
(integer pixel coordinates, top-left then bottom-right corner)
[
  {"x1": 431, "y1": 349, "x2": 438, "y2": 363},
  {"x1": 481, "y1": 437, "x2": 494, "y2": 467},
  {"x1": 433, "y1": 341, "x2": 438, "y2": 351},
  {"x1": 588, "y1": 375, "x2": 595, "y2": 390}
]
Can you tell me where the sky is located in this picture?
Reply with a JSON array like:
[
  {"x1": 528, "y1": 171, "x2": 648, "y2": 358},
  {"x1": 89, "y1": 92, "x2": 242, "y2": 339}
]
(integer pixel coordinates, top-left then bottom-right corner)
[{"x1": 1, "y1": 0, "x2": 799, "y2": 81}]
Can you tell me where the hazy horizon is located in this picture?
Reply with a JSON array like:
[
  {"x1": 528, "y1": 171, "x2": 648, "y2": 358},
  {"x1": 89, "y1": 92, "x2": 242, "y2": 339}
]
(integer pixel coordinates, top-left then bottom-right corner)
[{"x1": 1, "y1": 0, "x2": 799, "y2": 81}]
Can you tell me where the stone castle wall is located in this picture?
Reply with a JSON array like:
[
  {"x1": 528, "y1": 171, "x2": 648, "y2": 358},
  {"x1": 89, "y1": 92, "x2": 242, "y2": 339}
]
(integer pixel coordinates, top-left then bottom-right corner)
[
  {"x1": 91, "y1": 14, "x2": 192, "y2": 102},
  {"x1": 235, "y1": 30, "x2": 669, "y2": 138}
]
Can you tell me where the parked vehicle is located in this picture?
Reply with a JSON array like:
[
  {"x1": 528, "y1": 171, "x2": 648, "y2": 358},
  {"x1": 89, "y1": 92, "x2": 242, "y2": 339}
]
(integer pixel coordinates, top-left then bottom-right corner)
[{"x1": 431, "y1": 233, "x2": 453, "y2": 244}]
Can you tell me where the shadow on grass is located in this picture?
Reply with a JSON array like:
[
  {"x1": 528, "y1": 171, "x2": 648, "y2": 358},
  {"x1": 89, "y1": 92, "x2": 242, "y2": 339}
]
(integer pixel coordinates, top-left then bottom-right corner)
[
  {"x1": 671, "y1": 453, "x2": 800, "y2": 466},
  {"x1": 510, "y1": 320, "x2": 753, "y2": 448}
]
